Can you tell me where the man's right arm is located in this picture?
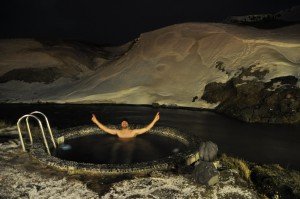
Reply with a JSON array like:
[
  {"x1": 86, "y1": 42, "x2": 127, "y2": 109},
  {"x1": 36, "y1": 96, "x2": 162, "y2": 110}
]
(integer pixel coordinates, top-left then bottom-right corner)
[{"x1": 91, "y1": 114, "x2": 119, "y2": 135}]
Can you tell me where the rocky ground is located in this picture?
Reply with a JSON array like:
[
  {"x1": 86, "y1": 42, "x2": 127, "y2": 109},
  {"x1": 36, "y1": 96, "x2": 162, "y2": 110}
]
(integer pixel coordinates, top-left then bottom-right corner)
[{"x1": 0, "y1": 125, "x2": 262, "y2": 199}]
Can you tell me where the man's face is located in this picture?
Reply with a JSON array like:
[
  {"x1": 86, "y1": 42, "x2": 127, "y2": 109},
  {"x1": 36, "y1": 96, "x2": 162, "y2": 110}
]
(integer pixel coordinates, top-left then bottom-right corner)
[{"x1": 121, "y1": 120, "x2": 128, "y2": 129}]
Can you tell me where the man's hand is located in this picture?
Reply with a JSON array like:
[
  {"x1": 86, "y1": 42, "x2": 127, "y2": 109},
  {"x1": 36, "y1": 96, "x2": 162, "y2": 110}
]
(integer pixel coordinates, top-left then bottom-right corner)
[
  {"x1": 91, "y1": 114, "x2": 98, "y2": 124},
  {"x1": 154, "y1": 112, "x2": 160, "y2": 122}
]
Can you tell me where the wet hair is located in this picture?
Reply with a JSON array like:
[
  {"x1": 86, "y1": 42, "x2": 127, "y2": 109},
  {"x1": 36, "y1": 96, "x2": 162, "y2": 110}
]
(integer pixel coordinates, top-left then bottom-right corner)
[{"x1": 121, "y1": 118, "x2": 128, "y2": 123}]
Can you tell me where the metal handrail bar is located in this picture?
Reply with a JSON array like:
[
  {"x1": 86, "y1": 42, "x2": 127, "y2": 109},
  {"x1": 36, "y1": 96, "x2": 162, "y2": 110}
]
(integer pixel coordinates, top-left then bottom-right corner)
[
  {"x1": 17, "y1": 114, "x2": 51, "y2": 155},
  {"x1": 28, "y1": 111, "x2": 56, "y2": 148}
]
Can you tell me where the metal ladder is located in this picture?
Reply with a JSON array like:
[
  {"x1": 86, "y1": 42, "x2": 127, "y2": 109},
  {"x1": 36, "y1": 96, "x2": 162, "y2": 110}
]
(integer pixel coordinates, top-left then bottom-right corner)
[{"x1": 17, "y1": 111, "x2": 57, "y2": 155}]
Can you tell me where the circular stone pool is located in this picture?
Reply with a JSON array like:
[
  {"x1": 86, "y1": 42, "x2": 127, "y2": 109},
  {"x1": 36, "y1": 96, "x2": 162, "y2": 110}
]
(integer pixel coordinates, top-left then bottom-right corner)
[{"x1": 30, "y1": 126, "x2": 201, "y2": 175}]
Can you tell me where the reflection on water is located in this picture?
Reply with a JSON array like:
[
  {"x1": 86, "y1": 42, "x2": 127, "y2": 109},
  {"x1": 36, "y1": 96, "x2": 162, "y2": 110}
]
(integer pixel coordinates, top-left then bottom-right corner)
[{"x1": 54, "y1": 134, "x2": 187, "y2": 164}]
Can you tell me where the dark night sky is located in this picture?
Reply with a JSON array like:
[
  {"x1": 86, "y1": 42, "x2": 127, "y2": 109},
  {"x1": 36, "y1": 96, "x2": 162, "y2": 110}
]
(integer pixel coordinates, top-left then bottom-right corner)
[{"x1": 0, "y1": 0, "x2": 299, "y2": 45}]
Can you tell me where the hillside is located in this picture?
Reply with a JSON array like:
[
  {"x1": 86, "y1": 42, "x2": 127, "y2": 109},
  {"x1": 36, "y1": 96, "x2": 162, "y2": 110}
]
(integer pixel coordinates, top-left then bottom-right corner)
[{"x1": 0, "y1": 23, "x2": 299, "y2": 123}]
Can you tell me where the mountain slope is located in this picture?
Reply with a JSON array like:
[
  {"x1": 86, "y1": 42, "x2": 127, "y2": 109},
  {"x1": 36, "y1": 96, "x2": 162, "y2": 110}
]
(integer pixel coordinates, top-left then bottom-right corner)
[{"x1": 0, "y1": 23, "x2": 299, "y2": 123}]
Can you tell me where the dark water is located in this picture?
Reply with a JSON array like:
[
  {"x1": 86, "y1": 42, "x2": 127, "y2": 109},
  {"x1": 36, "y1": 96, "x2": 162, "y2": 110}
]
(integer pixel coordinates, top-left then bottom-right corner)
[
  {"x1": 0, "y1": 104, "x2": 299, "y2": 169},
  {"x1": 53, "y1": 134, "x2": 187, "y2": 164}
]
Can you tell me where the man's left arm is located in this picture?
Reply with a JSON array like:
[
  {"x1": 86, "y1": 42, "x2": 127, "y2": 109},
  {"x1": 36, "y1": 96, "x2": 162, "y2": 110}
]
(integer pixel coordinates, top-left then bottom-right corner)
[{"x1": 132, "y1": 112, "x2": 160, "y2": 135}]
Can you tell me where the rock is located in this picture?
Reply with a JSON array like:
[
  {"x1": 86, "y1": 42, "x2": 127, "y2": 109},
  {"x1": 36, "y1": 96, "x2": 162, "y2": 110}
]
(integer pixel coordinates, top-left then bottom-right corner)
[
  {"x1": 251, "y1": 165, "x2": 300, "y2": 199},
  {"x1": 0, "y1": 67, "x2": 62, "y2": 84},
  {"x1": 201, "y1": 67, "x2": 300, "y2": 124},
  {"x1": 192, "y1": 161, "x2": 219, "y2": 186},
  {"x1": 199, "y1": 141, "x2": 218, "y2": 162}
]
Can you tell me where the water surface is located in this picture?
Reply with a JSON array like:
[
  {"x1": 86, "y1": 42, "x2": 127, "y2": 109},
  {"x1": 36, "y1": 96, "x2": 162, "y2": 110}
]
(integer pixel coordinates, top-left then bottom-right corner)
[{"x1": 53, "y1": 134, "x2": 187, "y2": 164}]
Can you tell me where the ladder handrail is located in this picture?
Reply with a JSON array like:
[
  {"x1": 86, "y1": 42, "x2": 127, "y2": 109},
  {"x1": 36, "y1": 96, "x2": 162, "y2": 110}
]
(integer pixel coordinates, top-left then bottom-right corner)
[
  {"x1": 17, "y1": 114, "x2": 51, "y2": 155},
  {"x1": 28, "y1": 111, "x2": 57, "y2": 149}
]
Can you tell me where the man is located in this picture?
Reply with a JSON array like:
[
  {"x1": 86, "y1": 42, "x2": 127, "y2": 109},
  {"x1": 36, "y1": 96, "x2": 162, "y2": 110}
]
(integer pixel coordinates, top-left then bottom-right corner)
[{"x1": 91, "y1": 112, "x2": 160, "y2": 138}]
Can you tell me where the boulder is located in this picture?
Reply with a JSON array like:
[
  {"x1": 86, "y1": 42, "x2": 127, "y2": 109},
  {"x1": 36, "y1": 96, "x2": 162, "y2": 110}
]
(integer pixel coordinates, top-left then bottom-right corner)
[
  {"x1": 202, "y1": 70, "x2": 300, "y2": 124},
  {"x1": 199, "y1": 141, "x2": 218, "y2": 162},
  {"x1": 192, "y1": 161, "x2": 219, "y2": 186}
]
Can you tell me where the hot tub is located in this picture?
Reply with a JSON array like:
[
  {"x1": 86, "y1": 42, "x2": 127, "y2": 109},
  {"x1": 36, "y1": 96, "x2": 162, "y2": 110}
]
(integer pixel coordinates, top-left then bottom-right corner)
[{"x1": 30, "y1": 126, "x2": 201, "y2": 175}]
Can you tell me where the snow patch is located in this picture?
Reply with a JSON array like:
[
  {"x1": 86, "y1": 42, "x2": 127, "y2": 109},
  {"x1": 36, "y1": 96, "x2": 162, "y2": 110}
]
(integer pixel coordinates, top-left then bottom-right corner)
[
  {"x1": 0, "y1": 167, "x2": 98, "y2": 199},
  {"x1": 102, "y1": 171, "x2": 259, "y2": 199}
]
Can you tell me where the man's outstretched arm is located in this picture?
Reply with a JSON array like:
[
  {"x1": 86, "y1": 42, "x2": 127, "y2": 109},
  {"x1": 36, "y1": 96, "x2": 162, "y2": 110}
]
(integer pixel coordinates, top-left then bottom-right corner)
[
  {"x1": 132, "y1": 112, "x2": 160, "y2": 135},
  {"x1": 91, "y1": 114, "x2": 119, "y2": 135}
]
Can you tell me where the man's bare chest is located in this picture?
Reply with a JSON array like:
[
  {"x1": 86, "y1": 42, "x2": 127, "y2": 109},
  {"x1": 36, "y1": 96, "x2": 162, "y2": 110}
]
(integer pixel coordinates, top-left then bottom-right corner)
[{"x1": 117, "y1": 129, "x2": 136, "y2": 138}]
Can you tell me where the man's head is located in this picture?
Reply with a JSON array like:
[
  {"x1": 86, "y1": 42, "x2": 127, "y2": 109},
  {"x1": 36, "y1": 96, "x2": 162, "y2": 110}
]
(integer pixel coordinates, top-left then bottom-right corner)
[{"x1": 121, "y1": 118, "x2": 129, "y2": 129}]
